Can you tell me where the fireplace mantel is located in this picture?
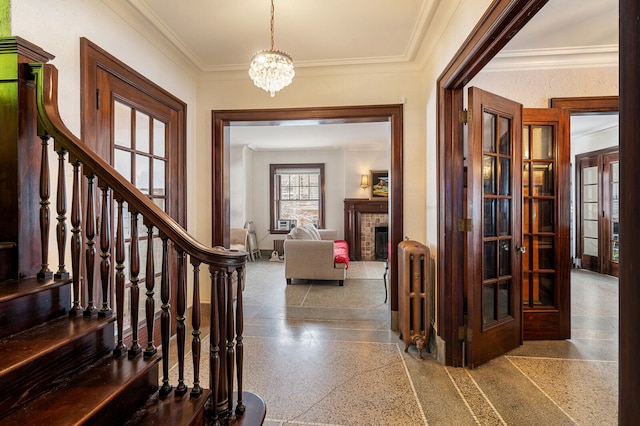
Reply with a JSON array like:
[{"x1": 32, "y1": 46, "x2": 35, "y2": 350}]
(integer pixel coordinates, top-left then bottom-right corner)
[{"x1": 344, "y1": 198, "x2": 388, "y2": 260}]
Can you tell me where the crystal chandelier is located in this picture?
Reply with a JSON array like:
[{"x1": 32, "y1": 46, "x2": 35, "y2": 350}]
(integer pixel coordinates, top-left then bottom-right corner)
[{"x1": 248, "y1": 0, "x2": 294, "y2": 97}]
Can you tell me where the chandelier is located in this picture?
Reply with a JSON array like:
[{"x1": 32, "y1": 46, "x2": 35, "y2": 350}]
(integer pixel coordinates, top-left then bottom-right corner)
[{"x1": 248, "y1": 0, "x2": 294, "y2": 97}]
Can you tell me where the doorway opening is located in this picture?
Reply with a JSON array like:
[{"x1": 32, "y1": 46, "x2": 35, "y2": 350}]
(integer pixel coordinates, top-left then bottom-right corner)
[{"x1": 212, "y1": 105, "x2": 403, "y2": 326}]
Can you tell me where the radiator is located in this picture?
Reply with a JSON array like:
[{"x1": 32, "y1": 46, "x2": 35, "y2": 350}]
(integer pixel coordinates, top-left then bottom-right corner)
[
  {"x1": 398, "y1": 240, "x2": 431, "y2": 359},
  {"x1": 273, "y1": 239, "x2": 285, "y2": 256}
]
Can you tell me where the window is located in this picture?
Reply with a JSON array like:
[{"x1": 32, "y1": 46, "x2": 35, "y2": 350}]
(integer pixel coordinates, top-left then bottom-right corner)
[{"x1": 270, "y1": 164, "x2": 325, "y2": 232}]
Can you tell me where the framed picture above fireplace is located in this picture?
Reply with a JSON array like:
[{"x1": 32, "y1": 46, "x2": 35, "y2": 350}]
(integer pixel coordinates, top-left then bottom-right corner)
[{"x1": 370, "y1": 170, "x2": 389, "y2": 199}]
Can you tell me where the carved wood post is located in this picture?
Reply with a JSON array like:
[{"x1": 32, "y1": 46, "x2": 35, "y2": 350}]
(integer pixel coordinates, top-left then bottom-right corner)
[
  {"x1": 98, "y1": 185, "x2": 112, "y2": 318},
  {"x1": 175, "y1": 249, "x2": 188, "y2": 396},
  {"x1": 114, "y1": 197, "x2": 127, "y2": 356},
  {"x1": 159, "y1": 235, "x2": 172, "y2": 396},
  {"x1": 84, "y1": 173, "x2": 97, "y2": 317},
  {"x1": 37, "y1": 134, "x2": 52, "y2": 279},
  {"x1": 143, "y1": 222, "x2": 157, "y2": 357},
  {"x1": 128, "y1": 211, "x2": 142, "y2": 357},
  {"x1": 208, "y1": 267, "x2": 221, "y2": 422},
  {"x1": 54, "y1": 147, "x2": 69, "y2": 279},
  {"x1": 190, "y1": 259, "x2": 203, "y2": 398},
  {"x1": 225, "y1": 268, "x2": 235, "y2": 415},
  {"x1": 69, "y1": 160, "x2": 83, "y2": 316},
  {"x1": 235, "y1": 265, "x2": 245, "y2": 416}
]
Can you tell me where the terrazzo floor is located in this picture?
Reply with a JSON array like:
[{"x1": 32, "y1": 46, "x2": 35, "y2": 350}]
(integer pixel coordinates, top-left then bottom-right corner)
[{"x1": 169, "y1": 260, "x2": 618, "y2": 425}]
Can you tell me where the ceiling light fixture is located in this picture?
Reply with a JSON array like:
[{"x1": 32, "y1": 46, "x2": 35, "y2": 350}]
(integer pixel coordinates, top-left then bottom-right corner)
[{"x1": 248, "y1": 0, "x2": 294, "y2": 97}]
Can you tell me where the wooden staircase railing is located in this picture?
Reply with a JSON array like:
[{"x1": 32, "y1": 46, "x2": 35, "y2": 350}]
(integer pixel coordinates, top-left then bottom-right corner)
[{"x1": 28, "y1": 62, "x2": 263, "y2": 424}]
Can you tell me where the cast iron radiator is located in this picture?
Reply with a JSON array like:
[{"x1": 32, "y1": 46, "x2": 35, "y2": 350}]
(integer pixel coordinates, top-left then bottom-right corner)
[{"x1": 398, "y1": 240, "x2": 431, "y2": 359}]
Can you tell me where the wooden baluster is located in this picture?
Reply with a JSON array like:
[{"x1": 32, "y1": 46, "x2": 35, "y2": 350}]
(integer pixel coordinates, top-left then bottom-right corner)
[
  {"x1": 175, "y1": 250, "x2": 188, "y2": 396},
  {"x1": 128, "y1": 211, "x2": 142, "y2": 357},
  {"x1": 113, "y1": 198, "x2": 127, "y2": 356},
  {"x1": 143, "y1": 222, "x2": 157, "y2": 357},
  {"x1": 190, "y1": 259, "x2": 203, "y2": 398},
  {"x1": 159, "y1": 235, "x2": 172, "y2": 396},
  {"x1": 98, "y1": 185, "x2": 112, "y2": 318},
  {"x1": 84, "y1": 173, "x2": 97, "y2": 317},
  {"x1": 235, "y1": 265, "x2": 245, "y2": 416},
  {"x1": 37, "y1": 134, "x2": 52, "y2": 279},
  {"x1": 225, "y1": 268, "x2": 235, "y2": 415},
  {"x1": 216, "y1": 267, "x2": 229, "y2": 417},
  {"x1": 54, "y1": 147, "x2": 69, "y2": 280},
  {"x1": 208, "y1": 267, "x2": 221, "y2": 422},
  {"x1": 69, "y1": 160, "x2": 83, "y2": 316}
]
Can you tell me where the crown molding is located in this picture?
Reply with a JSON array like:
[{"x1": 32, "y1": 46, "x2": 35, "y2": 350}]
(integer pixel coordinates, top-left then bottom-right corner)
[
  {"x1": 101, "y1": 0, "x2": 201, "y2": 75},
  {"x1": 483, "y1": 44, "x2": 618, "y2": 72}
]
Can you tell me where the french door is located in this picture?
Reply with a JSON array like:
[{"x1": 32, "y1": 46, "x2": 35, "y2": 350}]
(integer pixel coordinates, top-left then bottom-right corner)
[
  {"x1": 466, "y1": 87, "x2": 523, "y2": 368},
  {"x1": 521, "y1": 108, "x2": 571, "y2": 340},
  {"x1": 576, "y1": 147, "x2": 619, "y2": 277},
  {"x1": 81, "y1": 39, "x2": 187, "y2": 345}
]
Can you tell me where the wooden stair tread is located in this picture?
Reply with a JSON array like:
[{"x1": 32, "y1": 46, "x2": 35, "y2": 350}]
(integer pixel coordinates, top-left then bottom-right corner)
[
  {"x1": 235, "y1": 391, "x2": 268, "y2": 426},
  {"x1": 0, "y1": 275, "x2": 71, "y2": 303},
  {"x1": 0, "y1": 315, "x2": 114, "y2": 375},
  {"x1": 126, "y1": 389, "x2": 212, "y2": 425},
  {"x1": 2, "y1": 353, "x2": 161, "y2": 426}
]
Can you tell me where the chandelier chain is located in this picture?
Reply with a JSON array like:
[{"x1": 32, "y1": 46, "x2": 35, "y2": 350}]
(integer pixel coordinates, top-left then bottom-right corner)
[{"x1": 270, "y1": 0, "x2": 275, "y2": 50}]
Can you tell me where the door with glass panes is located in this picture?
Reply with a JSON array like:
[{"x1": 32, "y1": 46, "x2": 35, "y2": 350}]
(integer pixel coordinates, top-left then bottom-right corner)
[
  {"x1": 466, "y1": 87, "x2": 523, "y2": 368},
  {"x1": 522, "y1": 108, "x2": 571, "y2": 340},
  {"x1": 89, "y1": 64, "x2": 186, "y2": 346},
  {"x1": 576, "y1": 147, "x2": 619, "y2": 277}
]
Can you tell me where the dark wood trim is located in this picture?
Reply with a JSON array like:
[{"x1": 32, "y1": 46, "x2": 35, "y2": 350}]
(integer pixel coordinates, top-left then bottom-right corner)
[
  {"x1": 343, "y1": 198, "x2": 388, "y2": 260},
  {"x1": 620, "y1": 0, "x2": 639, "y2": 420},
  {"x1": 269, "y1": 163, "x2": 325, "y2": 232},
  {"x1": 212, "y1": 105, "x2": 403, "y2": 313},
  {"x1": 550, "y1": 96, "x2": 619, "y2": 113},
  {"x1": 80, "y1": 38, "x2": 187, "y2": 227},
  {"x1": 437, "y1": 0, "x2": 548, "y2": 367}
]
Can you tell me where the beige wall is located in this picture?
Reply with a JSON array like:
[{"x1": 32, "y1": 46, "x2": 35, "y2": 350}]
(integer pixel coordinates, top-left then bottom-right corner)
[{"x1": 196, "y1": 69, "x2": 427, "y2": 255}]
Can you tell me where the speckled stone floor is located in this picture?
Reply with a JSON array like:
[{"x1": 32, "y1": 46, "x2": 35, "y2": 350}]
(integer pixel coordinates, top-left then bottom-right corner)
[{"x1": 169, "y1": 261, "x2": 618, "y2": 425}]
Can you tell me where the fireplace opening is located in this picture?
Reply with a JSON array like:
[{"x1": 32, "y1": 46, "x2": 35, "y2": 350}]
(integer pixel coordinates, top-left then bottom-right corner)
[{"x1": 375, "y1": 226, "x2": 389, "y2": 260}]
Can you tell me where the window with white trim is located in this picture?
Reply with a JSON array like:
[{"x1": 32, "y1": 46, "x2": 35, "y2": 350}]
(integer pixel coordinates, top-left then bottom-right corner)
[{"x1": 270, "y1": 164, "x2": 325, "y2": 232}]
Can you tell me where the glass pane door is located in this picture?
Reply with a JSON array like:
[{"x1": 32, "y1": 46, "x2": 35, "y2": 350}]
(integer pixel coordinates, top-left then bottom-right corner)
[
  {"x1": 113, "y1": 99, "x2": 168, "y2": 330},
  {"x1": 482, "y1": 112, "x2": 515, "y2": 327},
  {"x1": 466, "y1": 87, "x2": 522, "y2": 368},
  {"x1": 576, "y1": 148, "x2": 619, "y2": 277},
  {"x1": 522, "y1": 125, "x2": 556, "y2": 309}
]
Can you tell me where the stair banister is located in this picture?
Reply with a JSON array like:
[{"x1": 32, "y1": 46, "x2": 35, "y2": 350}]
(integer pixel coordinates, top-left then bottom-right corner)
[
  {"x1": 28, "y1": 62, "x2": 261, "y2": 423},
  {"x1": 29, "y1": 62, "x2": 245, "y2": 268}
]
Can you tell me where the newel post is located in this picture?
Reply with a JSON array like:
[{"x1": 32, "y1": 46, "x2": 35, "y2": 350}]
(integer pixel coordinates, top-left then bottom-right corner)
[{"x1": 0, "y1": 37, "x2": 54, "y2": 280}]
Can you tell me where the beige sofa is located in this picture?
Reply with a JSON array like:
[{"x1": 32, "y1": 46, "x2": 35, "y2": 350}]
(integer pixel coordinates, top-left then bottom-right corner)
[{"x1": 284, "y1": 226, "x2": 347, "y2": 286}]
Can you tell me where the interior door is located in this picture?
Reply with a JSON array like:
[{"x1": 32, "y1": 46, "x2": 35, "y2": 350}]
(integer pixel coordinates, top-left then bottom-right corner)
[
  {"x1": 603, "y1": 151, "x2": 620, "y2": 276},
  {"x1": 96, "y1": 68, "x2": 181, "y2": 344},
  {"x1": 576, "y1": 147, "x2": 619, "y2": 277},
  {"x1": 466, "y1": 87, "x2": 523, "y2": 368},
  {"x1": 522, "y1": 108, "x2": 571, "y2": 340}
]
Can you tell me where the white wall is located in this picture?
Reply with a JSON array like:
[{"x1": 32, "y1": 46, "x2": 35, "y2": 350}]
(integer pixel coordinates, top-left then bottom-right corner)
[
  {"x1": 469, "y1": 67, "x2": 619, "y2": 108},
  {"x1": 230, "y1": 144, "x2": 388, "y2": 250}
]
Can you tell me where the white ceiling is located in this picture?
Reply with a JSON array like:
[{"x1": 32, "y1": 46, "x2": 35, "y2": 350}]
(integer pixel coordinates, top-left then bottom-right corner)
[{"x1": 104, "y1": 0, "x2": 619, "y2": 149}]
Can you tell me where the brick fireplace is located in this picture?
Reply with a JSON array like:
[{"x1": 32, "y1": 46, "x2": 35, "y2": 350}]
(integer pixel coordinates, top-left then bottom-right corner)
[{"x1": 343, "y1": 198, "x2": 389, "y2": 261}]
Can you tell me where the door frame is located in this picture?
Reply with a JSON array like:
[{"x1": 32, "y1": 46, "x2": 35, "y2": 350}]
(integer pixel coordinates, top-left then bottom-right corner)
[
  {"x1": 437, "y1": 0, "x2": 548, "y2": 367},
  {"x1": 212, "y1": 105, "x2": 403, "y2": 322},
  {"x1": 551, "y1": 97, "x2": 619, "y2": 279}
]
